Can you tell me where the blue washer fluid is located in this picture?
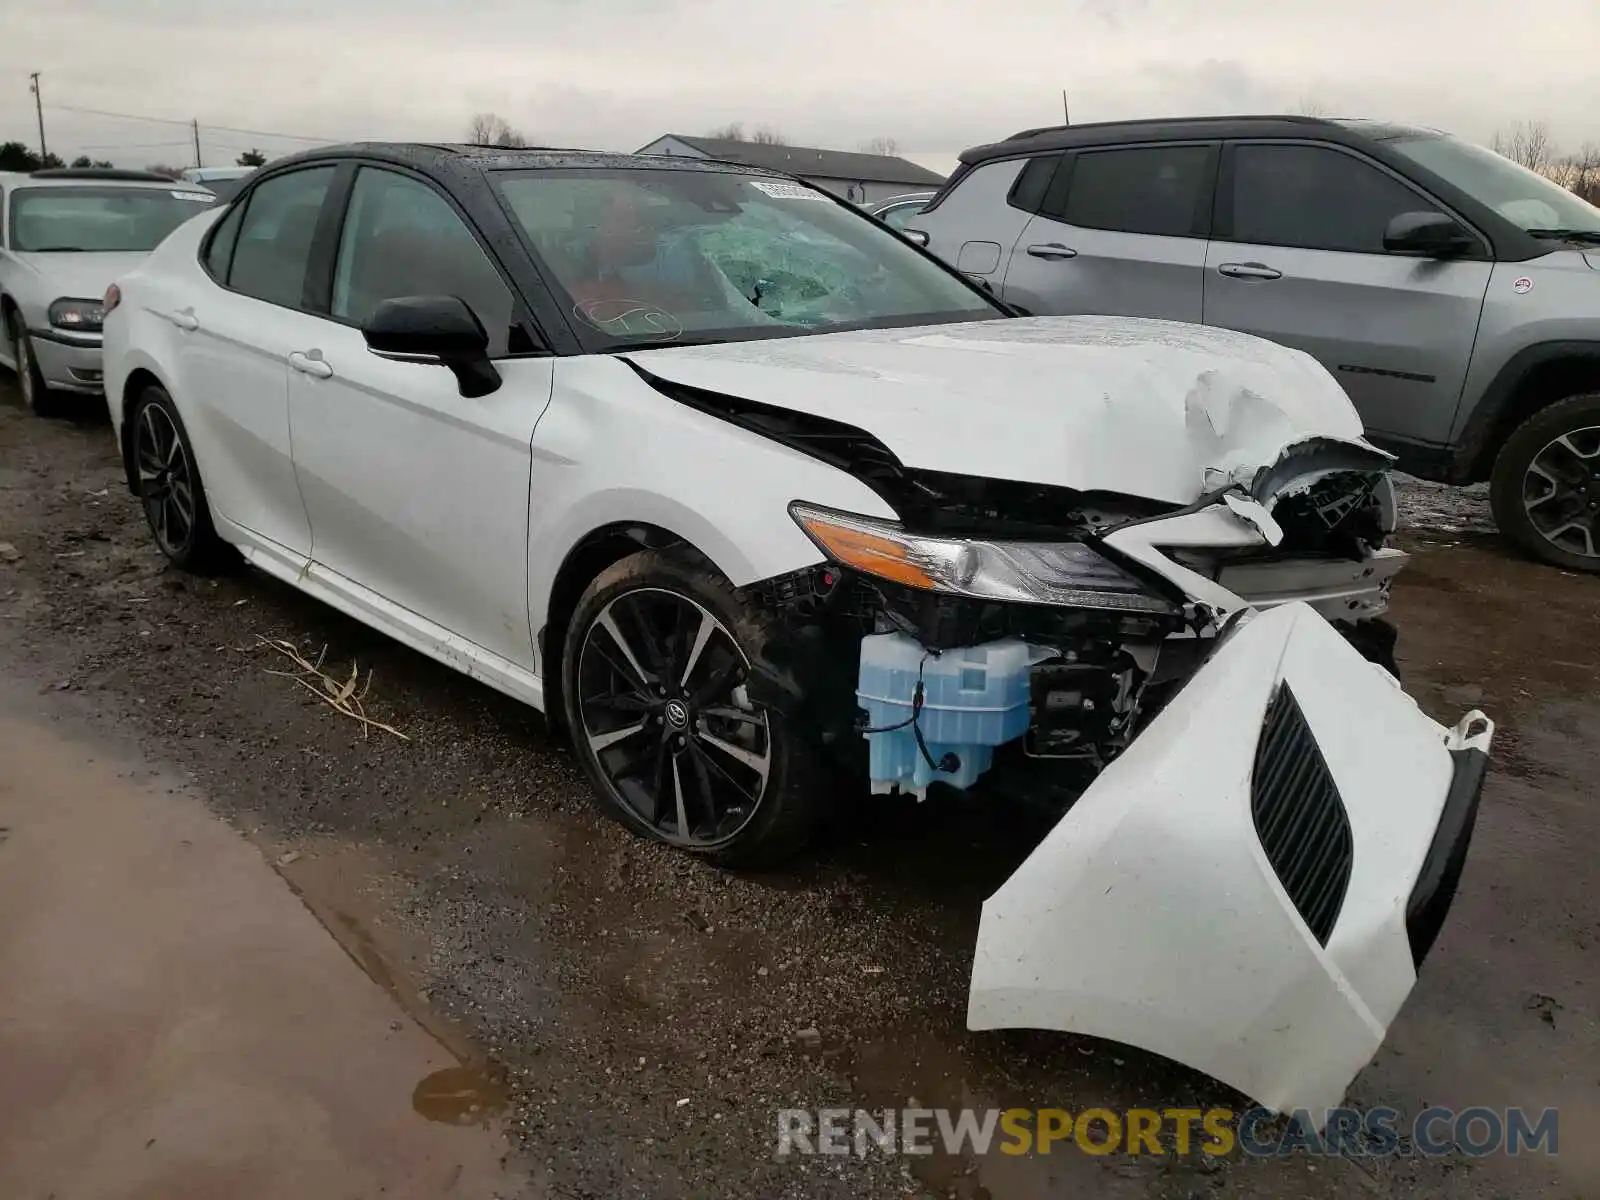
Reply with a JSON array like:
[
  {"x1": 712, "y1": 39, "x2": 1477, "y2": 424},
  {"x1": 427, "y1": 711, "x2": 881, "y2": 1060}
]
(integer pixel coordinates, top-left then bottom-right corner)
[{"x1": 856, "y1": 632, "x2": 1038, "y2": 799}]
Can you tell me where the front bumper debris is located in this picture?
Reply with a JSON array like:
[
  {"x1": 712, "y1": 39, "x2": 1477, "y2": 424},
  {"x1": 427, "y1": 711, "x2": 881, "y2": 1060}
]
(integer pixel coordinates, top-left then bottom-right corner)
[{"x1": 966, "y1": 600, "x2": 1492, "y2": 1119}]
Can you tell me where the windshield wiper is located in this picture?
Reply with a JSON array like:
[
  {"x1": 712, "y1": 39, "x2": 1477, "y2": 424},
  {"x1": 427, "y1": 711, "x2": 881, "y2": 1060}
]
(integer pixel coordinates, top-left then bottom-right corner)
[
  {"x1": 1526, "y1": 228, "x2": 1600, "y2": 245},
  {"x1": 23, "y1": 245, "x2": 89, "y2": 252}
]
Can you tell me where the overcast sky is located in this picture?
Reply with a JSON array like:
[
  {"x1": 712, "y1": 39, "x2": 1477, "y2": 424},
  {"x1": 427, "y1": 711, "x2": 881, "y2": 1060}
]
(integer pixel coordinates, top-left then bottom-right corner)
[{"x1": 6, "y1": 0, "x2": 1598, "y2": 174}]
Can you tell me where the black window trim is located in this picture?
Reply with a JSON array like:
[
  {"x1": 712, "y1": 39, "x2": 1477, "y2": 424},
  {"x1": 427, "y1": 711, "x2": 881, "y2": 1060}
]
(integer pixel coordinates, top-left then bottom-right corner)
[
  {"x1": 1005, "y1": 153, "x2": 1066, "y2": 216},
  {"x1": 1214, "y1": 137, "x2": 1493, "y2": 261},
  {"x1": 315, "y1": 162, "x2": 549, "y2": 360},
  {"x1": 1042, "y1": 140, "x2": 1220, "y2": 240},
  {"x1": 195, "y1": 162, "x2": 345, "y2": 316}
]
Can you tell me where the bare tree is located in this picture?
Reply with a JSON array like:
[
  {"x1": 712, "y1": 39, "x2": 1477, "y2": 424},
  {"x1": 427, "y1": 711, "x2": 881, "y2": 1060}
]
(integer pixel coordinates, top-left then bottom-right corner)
[
  {"x1": 859, "y1": 136, "x2": 901, "y2": 156},
  {"x1": 1293, "y1": 96, "x2": 1332, "y2": 118},
  {"x1": 706, "y1": 122, "x2": 787, "y2": 145},
  {"x1": 1491, "y1": 120, "x2": 1555, "y2": 173},
  {"x1": 143, "y1": 164, "x2": 185, "y2": 179},
  {"x1": 467, "y1": 112, "x2": 528, "y2": 148}
]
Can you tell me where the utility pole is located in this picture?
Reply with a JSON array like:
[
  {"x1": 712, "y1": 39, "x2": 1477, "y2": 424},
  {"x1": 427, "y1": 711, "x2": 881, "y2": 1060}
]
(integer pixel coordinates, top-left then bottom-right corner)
[
  {"x1": 192, "y1": 119, "x2": 202, "y2": 168},
  {"x1": 1062, "y1": 89, "x2": 1071, "y2": 126},
  {"x1": 29, "y1": 72, "x2": 47, "y2": 161}
]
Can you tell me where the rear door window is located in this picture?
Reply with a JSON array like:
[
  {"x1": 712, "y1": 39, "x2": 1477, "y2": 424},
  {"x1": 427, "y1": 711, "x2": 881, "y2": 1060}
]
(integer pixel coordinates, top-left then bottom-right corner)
[
  {"x1": 227, "y1": 167, "x2": 336, "y2": 309},
  {"x1": 1053, "y1": 145, "x2": 1214, "y2": 237}
]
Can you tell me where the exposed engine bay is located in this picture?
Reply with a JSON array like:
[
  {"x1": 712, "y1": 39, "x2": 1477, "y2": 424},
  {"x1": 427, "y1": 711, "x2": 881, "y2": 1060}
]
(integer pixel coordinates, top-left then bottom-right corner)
[{"x1": 749, "y1": 438, "x2": 1402, "y2": 802}]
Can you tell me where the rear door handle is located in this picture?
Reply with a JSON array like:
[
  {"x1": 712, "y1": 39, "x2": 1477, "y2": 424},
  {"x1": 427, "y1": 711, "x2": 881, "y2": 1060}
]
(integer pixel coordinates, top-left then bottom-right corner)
[
  {"x1": 288, "y1": 350, "x2": 333, "y2": 379},
  {"x1": 1217, "y1": 262, "x2": 1282, "y2": 281},
  {"x1": 165, "y1": 308, "x2": 199, "y2": 332},
  {"x1": 1026, "y1": 242, "x2": 1078, "y2": 260}
]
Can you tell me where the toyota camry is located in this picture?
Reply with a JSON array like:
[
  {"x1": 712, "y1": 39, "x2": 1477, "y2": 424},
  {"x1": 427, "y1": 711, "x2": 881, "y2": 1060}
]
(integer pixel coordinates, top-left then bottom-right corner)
[{"x1": 102, "y1": 143, "x2": 1493, "y2": 1122}]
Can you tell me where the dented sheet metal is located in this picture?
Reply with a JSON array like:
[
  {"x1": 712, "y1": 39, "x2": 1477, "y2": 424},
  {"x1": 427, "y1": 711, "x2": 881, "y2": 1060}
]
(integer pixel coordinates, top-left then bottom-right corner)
[
  {"x1": 967, "y1": 602, "x2": 1493, "y2": 1120},
  {"x1": 627, "y1": 316, "x2": 1382, "y2": 507}
]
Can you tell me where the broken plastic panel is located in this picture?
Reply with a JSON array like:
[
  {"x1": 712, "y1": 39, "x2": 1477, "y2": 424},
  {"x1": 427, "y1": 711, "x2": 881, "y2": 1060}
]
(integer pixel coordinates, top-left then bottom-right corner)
[{"x1": 857, "y1": 633, "x2": 1047, "y2": 798}]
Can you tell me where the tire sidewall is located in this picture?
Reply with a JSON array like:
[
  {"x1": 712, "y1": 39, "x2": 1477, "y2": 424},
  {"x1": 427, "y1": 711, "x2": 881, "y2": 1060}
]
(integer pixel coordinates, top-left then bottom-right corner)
[
  {"x1": 559, "y1": 548, "x2": 816, "y2": 865},
  {"x1": 1491, "y1": 392, "x2": 1600, "y2": 573}
]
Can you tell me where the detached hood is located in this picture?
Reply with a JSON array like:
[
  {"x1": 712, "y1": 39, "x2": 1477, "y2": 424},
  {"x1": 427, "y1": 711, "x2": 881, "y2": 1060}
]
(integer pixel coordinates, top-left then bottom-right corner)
[
  {"x1": 626, "y1": 316, "x2": 1379, "y2": 506},
  {"x1": 13, "y1": 251, "x2": 150, "y2": 304}
]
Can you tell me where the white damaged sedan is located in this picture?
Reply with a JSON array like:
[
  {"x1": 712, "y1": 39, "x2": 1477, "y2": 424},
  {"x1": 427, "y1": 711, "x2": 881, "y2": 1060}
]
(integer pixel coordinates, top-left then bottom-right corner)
[{"x1": 102, "y1": 144, "x2": 1492, "y2": 1122}]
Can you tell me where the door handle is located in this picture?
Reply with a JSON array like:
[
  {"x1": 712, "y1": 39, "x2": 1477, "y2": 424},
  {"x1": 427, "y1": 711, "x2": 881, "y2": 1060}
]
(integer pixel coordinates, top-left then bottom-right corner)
[
  {"x1": 165, "y1": 308, "x2": 199, "y2": 332},
  {"x1": 288, "y1": 350, "x2": 334, "y2": 379},
  {"x1": 1026, "y1": 242, "x2": 1078, "y2": 260},
  {"x1": 1217, "y1": 262, "x2": 1282, "y2": 281}
]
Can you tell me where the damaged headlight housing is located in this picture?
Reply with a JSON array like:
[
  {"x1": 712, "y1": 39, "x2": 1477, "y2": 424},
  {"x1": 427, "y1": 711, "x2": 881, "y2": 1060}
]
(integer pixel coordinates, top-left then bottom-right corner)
[{"x1": 790, "y1": 503, "x2": 1176, "y2": 614}]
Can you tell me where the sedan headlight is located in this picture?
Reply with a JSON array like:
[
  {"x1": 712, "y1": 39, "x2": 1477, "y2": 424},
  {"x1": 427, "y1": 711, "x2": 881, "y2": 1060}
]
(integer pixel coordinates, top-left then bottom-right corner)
[
  {"x1": 49, "y1": 297, "x2": 105, "y2": 333},
  {"x1": 789, "y1": 503, "x2": 1175, "y2": 614}
]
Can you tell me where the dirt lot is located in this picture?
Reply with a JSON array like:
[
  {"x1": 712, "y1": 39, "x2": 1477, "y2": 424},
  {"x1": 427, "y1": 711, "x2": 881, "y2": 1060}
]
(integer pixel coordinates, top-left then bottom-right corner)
[{"x1": 1, "y1": 385, "x2": 1595, "y2": 1199}]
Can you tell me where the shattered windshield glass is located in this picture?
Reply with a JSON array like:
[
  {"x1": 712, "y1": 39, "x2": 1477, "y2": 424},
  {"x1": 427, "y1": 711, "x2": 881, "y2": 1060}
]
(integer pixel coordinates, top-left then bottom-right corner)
[{"x1": 493, "y1": 167, "x2": 1000, "y2": 349}]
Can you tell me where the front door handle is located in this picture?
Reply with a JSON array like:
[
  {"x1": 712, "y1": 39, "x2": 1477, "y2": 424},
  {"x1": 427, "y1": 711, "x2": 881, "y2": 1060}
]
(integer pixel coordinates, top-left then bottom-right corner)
[
  {"x1": 1217, "y1": 261, "x2": 1283, "y2": 281},
  {"x1": 165, "y1": 308, "x2": 199, "y2": 332},
  {"x1": 288, "y1": 350, "x2": 333, "y2": 379},
  {"x1": 1026, "y1": 242, "x2": 1078, "y2": 260}
]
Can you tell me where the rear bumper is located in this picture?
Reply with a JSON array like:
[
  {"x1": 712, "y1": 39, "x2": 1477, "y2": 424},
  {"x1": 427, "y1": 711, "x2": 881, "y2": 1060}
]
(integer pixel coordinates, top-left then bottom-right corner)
[
  {"x1": 28, "y1": 329, "x2": 104, "y2": 393},
  {"x1": 967, "y1": 601, "x2": 1492, "y2": 1120}
]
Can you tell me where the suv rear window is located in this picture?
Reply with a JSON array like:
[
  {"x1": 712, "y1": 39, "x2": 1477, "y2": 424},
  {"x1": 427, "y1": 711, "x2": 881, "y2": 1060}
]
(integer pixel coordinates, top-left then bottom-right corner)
[{"x1": 1054, "y1": 145, "x2": 1212, "y2": 238}]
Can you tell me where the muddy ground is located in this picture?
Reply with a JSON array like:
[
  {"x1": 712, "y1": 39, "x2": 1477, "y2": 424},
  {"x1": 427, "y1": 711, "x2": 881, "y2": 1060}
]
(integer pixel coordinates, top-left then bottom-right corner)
[{"x1": 1, "y1": 386, "x2": 1595, "y2": 1199}]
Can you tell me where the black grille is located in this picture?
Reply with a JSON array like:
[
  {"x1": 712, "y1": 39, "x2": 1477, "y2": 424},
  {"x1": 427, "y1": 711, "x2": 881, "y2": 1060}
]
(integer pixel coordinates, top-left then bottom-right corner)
[{"x1": 1251, "y1": 684, "x2": 1354, "y2": 945}]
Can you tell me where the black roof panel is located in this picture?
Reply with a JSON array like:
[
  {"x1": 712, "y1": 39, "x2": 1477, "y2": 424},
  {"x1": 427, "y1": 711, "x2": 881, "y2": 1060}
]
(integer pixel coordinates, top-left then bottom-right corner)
[{"x1": 958, "y1": 115, "x2": 1384, "y2": 165}]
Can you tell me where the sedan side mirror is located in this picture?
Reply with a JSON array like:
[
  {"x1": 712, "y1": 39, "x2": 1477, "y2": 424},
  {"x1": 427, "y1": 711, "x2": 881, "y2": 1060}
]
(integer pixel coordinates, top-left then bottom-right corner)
[
  {"x1": 902, "y1": 228, "x2": 930, "y2": 247},
  {"x1": 362, "y1": 295, "x2": 501, "y2": 397},
  {"x1": 1383, "y1": 212, "x2": 1475, "y2": 258}
]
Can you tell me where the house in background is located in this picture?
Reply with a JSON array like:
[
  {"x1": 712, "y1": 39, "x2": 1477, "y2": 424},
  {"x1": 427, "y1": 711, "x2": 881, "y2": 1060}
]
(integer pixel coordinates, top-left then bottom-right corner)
[{"x1": 635, "y1": 135, "x2": 945, "y2": 206}]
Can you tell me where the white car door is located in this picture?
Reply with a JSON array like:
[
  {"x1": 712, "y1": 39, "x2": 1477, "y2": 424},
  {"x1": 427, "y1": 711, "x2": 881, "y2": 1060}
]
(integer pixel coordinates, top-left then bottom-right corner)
[
  {"x1": 173, "y1": 165, "x2": 337, "y2": 559},
  {"x1": 285, "y1": 165, "x2": 554, "y2": 670}
]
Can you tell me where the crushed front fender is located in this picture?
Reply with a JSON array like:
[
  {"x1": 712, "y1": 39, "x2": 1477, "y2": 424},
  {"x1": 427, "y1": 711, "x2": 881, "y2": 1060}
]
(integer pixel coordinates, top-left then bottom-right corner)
[{"x1": 967, "y1": 601, "x2": 1492, "y2": 1120}]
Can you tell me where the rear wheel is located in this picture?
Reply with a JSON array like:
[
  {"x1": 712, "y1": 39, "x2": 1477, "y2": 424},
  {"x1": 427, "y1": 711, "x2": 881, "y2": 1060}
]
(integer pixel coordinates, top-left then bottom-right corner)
[
  {"x1": 6, "y1": 310, "x2": 57, "y2": 417},
  {"x1": 129, "y1": 385, "x2": 234, "y2": 573},
  {"x1": 560, "y1": 548, "x2": 821, "y2": 867},
  {"x1": 1490, "y1": 393, "x2": 1600, "y2": 572}
]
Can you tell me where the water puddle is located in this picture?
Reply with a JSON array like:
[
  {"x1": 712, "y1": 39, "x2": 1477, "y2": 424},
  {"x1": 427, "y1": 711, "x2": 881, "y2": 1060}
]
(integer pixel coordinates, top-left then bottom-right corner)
[{"x1": 411, "y1": 1064, "x2": 510, "y2": 1127}]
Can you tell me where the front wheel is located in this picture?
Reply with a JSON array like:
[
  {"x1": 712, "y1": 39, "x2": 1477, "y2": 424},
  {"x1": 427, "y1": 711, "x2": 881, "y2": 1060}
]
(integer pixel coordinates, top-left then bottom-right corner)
[
  {"x1": 1490, "y1": 392, "x2": 1600, "y2": 572},
  {"x1": 7, "y1": 311, "x2": 56, "y2": 417},
  {"x1": 129, "y1": 385, "x2": 234, "y2": 573},
  {"x1": 560, "y1": 549, "x2": 821, "y2": 867}
]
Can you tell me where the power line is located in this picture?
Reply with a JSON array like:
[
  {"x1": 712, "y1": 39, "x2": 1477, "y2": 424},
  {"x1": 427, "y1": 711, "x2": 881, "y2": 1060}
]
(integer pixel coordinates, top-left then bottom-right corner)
[{"x1": 43, "y1": 101, "x2": 346, "y2": 144}]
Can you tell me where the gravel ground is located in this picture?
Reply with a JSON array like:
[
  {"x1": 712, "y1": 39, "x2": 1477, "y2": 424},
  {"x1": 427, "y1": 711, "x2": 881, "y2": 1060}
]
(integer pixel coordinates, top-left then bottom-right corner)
[{"x1": 1, "y1": 390, "x2": 1595, "y2": 1199}]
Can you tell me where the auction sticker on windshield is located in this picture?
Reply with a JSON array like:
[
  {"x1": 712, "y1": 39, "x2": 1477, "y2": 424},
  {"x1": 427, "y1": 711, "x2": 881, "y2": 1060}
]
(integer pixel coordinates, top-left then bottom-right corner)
[
  {"x1": 171, "y1": 190, "x2": 216, "y2": 203},
  {"x1": 748, "y1": 180, "x2": 828, "y2": 201}
]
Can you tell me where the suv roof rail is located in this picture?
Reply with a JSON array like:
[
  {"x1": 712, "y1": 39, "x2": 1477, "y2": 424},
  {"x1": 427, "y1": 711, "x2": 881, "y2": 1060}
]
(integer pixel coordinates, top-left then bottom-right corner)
[
  {"x1": 1002, "y1": 114, "x2": 1334, "y2": 142},
  {"x1": 28, "y1": 167, "x2": 178, "y2": 182}
]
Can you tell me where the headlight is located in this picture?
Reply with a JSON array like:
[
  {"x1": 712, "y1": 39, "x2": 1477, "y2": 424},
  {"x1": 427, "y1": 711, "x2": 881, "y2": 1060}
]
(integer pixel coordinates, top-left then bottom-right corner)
[
  {"x1": 789, "y1": 503, "x2": 1175, "y2": 614},
  {"x1": 49, "y1": 298, "x2": 105, "y2": 333}
]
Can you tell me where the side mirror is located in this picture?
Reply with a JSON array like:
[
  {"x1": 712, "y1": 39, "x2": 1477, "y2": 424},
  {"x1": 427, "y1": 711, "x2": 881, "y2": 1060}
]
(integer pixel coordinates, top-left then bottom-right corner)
[
  {"x1": 902, "y1": 228, "x2": 930, "y2": 248},
  {"x1": 1383, "y1": 212, "x2": 1475, "y2": 258},
  {"x1": 362, "y1": 295, "x2": 501, "y2": 397}
]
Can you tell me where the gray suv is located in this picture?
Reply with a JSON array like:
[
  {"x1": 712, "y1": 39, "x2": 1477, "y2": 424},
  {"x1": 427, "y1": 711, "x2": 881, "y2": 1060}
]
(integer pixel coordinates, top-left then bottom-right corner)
[
  {"x1": 0, "y1": 168, "x2": 217, "y2": 415},
  {"x1": 909, "y1": 116, "x2": 1600, "y2": 571}
]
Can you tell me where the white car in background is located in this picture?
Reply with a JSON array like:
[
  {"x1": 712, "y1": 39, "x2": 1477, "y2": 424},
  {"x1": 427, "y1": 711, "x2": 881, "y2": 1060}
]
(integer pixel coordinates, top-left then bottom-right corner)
[
  {"x1": 102, "y1": 144, "x2": 1493, "y2": 1122},
  {"x1": 180, "y1": 165, "x2": 257, "y2": 202},
  {"x1": 0, "y1": 167, "x2": 215, "y2": 414}
]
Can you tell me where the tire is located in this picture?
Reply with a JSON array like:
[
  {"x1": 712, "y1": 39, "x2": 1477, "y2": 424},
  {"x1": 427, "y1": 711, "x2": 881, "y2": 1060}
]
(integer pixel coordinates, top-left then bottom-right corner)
[
  {"x1": 128, "y1": 384, "x2": 235, "y2": 573},
  {"x1": 1490, "y1": 392, "x2": 1600, "y2": 573},
  {"x1": 6, "y1": 310, "x2": 58, "y2": 417},
  {"x1": 560, "y1": 548, "x2": 821, "y2": 868}
]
